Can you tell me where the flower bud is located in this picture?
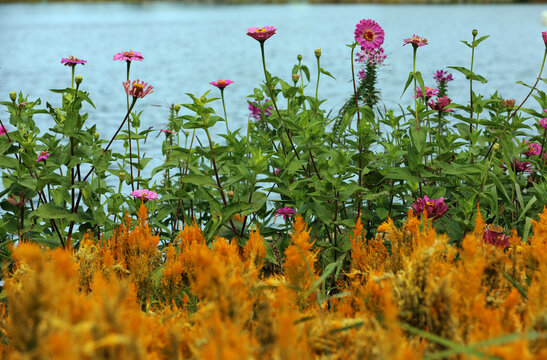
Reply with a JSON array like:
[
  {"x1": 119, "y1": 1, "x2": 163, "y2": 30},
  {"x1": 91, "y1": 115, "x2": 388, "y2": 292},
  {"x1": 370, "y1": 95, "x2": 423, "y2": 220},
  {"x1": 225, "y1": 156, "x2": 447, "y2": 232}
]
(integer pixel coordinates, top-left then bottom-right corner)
[
  {"x1": 174, "y1": 104, "x2": 181, "y2": 112},
  {"x1": 493, "y1": 143, "x2": 500, "y2": 152},
  {"x1": 297, "y1": 54, "x2": 302, "y2": 61},
  {"x1": 226, "y1": 190, "x2": 234, "y2": 198},
  {"x1": 94, "y1": 132, "x2": 100, "y2": 141},
  {"x1": 501, "y1": 99, "x2": 515, "y2": 111},
  {"x1": 75, "y1": 75, "x2": 83, "y2": 85},
  {"x1": 119, "y1": 172, "x2": 125, "y2": 180},
  {"x1": 292, "y1": 73, "x2": 300, "y2": 84},
  {"x1": 9, "y1": 91, "x2": 16, "y2": 102},
  {"x1": 472, "y1": 29, "x2": 478, "y2": 37},
  {"x1": 184, "y1": 131, "x2": 189, "y2": 137},
  {"x1": 314, "y1": 48, "x2": 321, "y2": 58}
]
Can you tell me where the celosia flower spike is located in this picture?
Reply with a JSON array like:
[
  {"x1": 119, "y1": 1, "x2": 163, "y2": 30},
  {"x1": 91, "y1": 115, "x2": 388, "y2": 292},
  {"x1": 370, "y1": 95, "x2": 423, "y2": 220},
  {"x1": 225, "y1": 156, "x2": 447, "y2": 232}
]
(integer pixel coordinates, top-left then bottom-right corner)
[
  {"x1": 354, "y1": 19, "x2": 385, "y2": 51},
  {"x1": 123, "y1": 79, "x2": 154, "y2": 99},
  {"x1": 247, "y1": 26, "x2": 277, "y2": 42},
  {"x1": 113, "y1": 50, "x2": 144, "y2": 62},
  {"x1": 61, "y1": 56, "x2": 87, "y2": 67},
  {"x1": 403, "y1": 34, "x2": 428, "y2": 48},
  {"x1": 210, "y1": 79, "x2": 234, "y2": 89}
]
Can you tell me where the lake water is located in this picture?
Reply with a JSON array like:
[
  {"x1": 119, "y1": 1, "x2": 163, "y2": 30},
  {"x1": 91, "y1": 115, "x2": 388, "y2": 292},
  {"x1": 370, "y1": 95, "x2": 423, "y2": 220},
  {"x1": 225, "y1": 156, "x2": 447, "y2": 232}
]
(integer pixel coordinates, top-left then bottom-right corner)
[{"x1": 1, "y1": 3, "x2": 546, "y2": 169}]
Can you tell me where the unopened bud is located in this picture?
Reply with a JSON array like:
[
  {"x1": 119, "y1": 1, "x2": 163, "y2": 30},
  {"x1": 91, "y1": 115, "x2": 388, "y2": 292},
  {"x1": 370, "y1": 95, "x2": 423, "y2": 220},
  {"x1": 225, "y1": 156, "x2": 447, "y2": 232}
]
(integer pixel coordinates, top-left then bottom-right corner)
[
  {"x1": 75, "y1": 75, "x2": 83, "y2": 85},
  {"x1": 9, "y1": 91, "x2": 16, "y2": 102},
  {"x1": 493, "y1": 143, "x2": 500, "y2": 152},
  {"x1": 472, "y1": 29, "x2": 478, "y2": 37},
  {"x1": 174, "y1": 104, "x2": 181, "y2": 112},
  {"x1": 226, "y1": 190, "x2": 234, "y2": 198},
  {"x1": 501, "y1": 99, "x2": 515, "y2": 111},
  {"x1": 297, "y1": 54, "x2": 302, "y2": 61},
  {"x1": 314, "y1": 48, "x2": 321, "y2": 58},
  {"x1": 119, "y1": 172, "x2": 125, "y2": 180},
  {"x1": 292, "y1": 73, "x2": 300, "y2": 83},
  {"x1": 184, "y1": 131, "x2": 189, "y2": 137},
  {"x1": 94, "y1": 132, "x2": 99, "y2": 140}
]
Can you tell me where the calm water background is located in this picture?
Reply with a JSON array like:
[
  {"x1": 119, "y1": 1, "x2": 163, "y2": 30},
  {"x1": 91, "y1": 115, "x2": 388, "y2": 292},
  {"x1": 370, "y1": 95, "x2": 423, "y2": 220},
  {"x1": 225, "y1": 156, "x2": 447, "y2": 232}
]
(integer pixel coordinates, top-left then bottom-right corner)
[{"x1": 1, "y1": 2, "x2": 546, "y2": 171}]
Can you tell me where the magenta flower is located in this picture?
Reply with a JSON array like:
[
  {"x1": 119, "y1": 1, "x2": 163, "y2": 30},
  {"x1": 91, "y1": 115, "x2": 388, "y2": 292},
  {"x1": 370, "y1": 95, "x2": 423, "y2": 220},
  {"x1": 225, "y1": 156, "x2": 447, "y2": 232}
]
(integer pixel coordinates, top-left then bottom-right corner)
[
  {"x1": 539, "y1": 118, "x2": 547, "y2": 130},
  {"x1": 247, "y1": 26, "x2": 277, "y2": 42},
  {"x1": 428, "y1": 96, "x2": 454, "y2": 113},
  {"x1": 0, "y1": 125, "x2": 8, "y2": 135},
  {"x1": 411, "y1": 196, "x2": 449, "y2": 220},
  {"x1": 36, "y1": 151, "x2": 51, "y2": 163},
  {"x1": 249, "y1": 100, "x2": 272, "y2": 120},
  {"x1": 123, "y1": 79, "x2": 153, "y2": 99},
  {"x1": 542, "y1": 31, "x2": 547, "y2": 47},
  {"x1": 524, "y1": 141, "x2": 542, "y2": 157},
  {"x1": 273, "y1": 168, "x2": 281, "y2": 176},
  {"x1": 113, "y1": 50, "x2": 143, "y2": 62},
  {"x1": 483, "y1": 224, "x2": 510, "y2": 249},
  {"x1": 500, "y1": 159, "x2": 533, "y2": 174},
  {"x1": 403, "y1": 34, "x2": 428, "y2": 48},
  {"x1": 275, "y1": 206, "x2": 295, "y2": 221},
  {"x1": 61, "y1": 56, "x2": 87, "y2": 67},
  {"x1": 354, "y1": 19, "x2": 385, "y2": 51},
  {"x1": 355, "y1": 47, "x2": 386, "y2": 66},
  {"x1": 210, "y1": 79, "x2": 234, "y2": 89},
  {"x1": 415, "y1": 86, "x2": 439, "y2": 100},
  {"x1": 130, "y1": 189, "x2": 158, "y2": 202},
  {"x1": 17, "y1": 102, "x2": 28, "y2": 109},
  {"x1": 433, "y1": 70, "x2": 453, "y2": 84},
  {"x1": 357, "y1": 69, "x2": 366, "y2": 81},
  {"x1": 160, "y1": 129, "x2": 174, "y2": 135}
]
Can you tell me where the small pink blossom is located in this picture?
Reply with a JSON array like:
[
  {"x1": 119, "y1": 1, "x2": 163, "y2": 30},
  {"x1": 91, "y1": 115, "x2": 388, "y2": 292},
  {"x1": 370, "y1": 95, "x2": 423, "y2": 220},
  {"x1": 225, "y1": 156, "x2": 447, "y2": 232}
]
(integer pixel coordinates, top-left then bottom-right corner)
[
  {"x1": 428, "y1": 96, "x2": 454, "y2": 112},
  {"x1": 433, "y1": 70, "x2": 453, "y2": 84},
  {"x1": 160, "y1": 129, "x2": 174, "y2": 135},
  {"x1": 36, "y1": 151, "x2": 50, "y2": 162},
  {"x1": 17, "y1": 102, "x2": 28, "y2": 109},
  {"x1": 130, "y1": 189, "x2": 158, "y2": 202},
  {"x1": 275, "y1": 206, "x2": 295, "y2": 221},
  {"x1": 0, "y1": 125, "x2": 8, "y2": 135},
  {"x1": 247, "y1": 26, "x2": 277, "y2": 42},
  {"x1": 411, "y1": 196, "x2": 448, "y2": 220},
  {"x1": 249, "y1": 100, "x2": 272, "y2": 120},
  {"x1": 61, "y1": 56, "x2": 87, "y2": 67},
  {"x1": 123, "y1": 79, "x2": 153, "y2": 99},
  {"x1": 113, "y1": 50, "x2": 143, "y2": 62},
  {"x1": 483, "y1": 224, "x2": 510, "y2": 248},
  {"x1": 354, "y1": 19, "x2": 385, "y2": 51},
  {"x1": 415, "y1": 86, "x2": 439, "y2": 100},
  {"x1": 542, "y1": 31, "x2": 547, "y2": 47},
  {"x1": 523, "y1": 141, "x2": 542, "y2": 157},
  {"x1": 355, "y1": 47, "x2": 386, "y2": 66},
  {"x1": 273, "y1": 168, "x2": 281, "y2": 176},
  {"x1": 210, "y1": 79, "x2": 234, "y2": 89},
  {"x1": 539, "y1": 118, "x2": 547, "y2": 130},
  {"x1": 403, "y1": 34, "x2": 428, "y2": 47},
  {"x1": 500, "y1": 159, "x2": 533, "y2": 174}
]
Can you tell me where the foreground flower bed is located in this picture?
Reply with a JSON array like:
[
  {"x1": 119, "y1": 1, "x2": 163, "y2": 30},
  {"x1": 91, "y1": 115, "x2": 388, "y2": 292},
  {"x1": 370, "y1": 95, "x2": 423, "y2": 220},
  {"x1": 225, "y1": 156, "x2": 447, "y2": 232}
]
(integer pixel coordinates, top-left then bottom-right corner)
[{"x1": 1, "y1": 205, "x2": 546, "y2": 359}]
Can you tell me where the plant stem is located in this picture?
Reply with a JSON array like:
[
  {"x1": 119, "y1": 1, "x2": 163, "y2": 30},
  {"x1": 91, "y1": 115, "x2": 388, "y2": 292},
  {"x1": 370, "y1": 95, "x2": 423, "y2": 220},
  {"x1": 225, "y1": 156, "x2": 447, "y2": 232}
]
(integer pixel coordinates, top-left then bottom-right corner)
[
  {"x1": 220, "y1": 89, "x2": 230, "y2": 136},
  {"x1": 315, "y1": 55, "x2": 320, "y2": 115},
  {"x1": 412, "y1": 46, "x2": 419, "y2": 130},
  {"x1": 350, "y1": 43, "x2": 363, "y2": 217}
]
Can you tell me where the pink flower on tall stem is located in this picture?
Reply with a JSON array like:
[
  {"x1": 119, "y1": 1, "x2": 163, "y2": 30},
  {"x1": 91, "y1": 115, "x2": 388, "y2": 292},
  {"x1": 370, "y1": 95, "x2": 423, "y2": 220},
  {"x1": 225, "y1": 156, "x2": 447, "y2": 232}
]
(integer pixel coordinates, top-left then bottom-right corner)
[
  {"x1": 415, "y1": 86, "x2": 439, "y2": 100},
  {"x1": 247, "y1": 26, "x2": 277, "y2": 42},
  {"x1": 428, "y1": 96, "x2": 454, "y2": 112},
  {"x1": 275, "y1": 206, "x2": 295, "y2": 221},
  {"x1": 500, "y1": 159, "x2": 533, "y2": 174},
  {"x1": 113, "y1": 50, "x2": 144, "y2": 62},
  {"x1": 542, "y1": 31, "x2": 547, "y2": 47},
  {"x1": 433, "y1": 70, "x2": 453, "y2": 84},
  {"x1": 210, "y1": 79, "x2": 234, "y2": 89},
  {"x1": 130, "y1": 189, "x2": 158, "y2": 202},
  {"x1": 61, "y1": 56, "x2": 87, "y2": 67},
  {"x1": 249, "y1": 100, "x2": 272, "y2": 120},
  {"x1": 123, "y1": 79, "x2": 153, "y2": 98},
  {"x1": 539, "y1": 118, "x2": 547, "y2": 130},
  {"x1": 411, "y1": 196, "x2": 448, "y2": 220},
  {"x1": 0, "y1": 125, "x2": 8, "y2": 135},
  {"x1": 403, "y1": 34, "x2": 428, "y2": 48},
  {"x1": 483, "y1": 224, "x2": 510, "y2": 248},
  {"x1": 36, "y1": 151, "x2": 51, "y2": 163},
  {"x1": 160, "y1": 129, "x2": 174, "y2": 135},
  {"x1": 354, "y1": 19, "x2": 385, "y2": 51},
  {"x1": 523, "y1": 141, "x2": 542, "y2": 157}
]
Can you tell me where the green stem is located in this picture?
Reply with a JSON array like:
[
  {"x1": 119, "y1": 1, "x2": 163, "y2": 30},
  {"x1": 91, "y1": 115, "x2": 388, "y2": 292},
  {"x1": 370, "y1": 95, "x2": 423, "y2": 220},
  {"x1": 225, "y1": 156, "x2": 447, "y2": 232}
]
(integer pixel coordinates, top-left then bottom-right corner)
[
  {"x1": 220, "y1": 89, "x2": 230, "y2": 136},
  {"x1": 350, "y1": 43, "x2": 362, "y2": 217},
  {"x1": 412, "y1": 47, "x2": 419, "y2": 130},
  {"x1": 315, "y1": 56, "x2": 320, "y2": 114},
  {"x1": 71, "y1": 66, "x2": 75, "y2": 89}
]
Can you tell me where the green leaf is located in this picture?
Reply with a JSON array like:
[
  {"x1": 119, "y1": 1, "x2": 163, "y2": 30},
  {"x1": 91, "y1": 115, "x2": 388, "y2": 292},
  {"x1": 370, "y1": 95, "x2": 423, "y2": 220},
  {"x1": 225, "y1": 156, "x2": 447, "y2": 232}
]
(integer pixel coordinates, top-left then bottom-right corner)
[
  {"x1": 180, "y1": 174, "x2": 217, "y2": 188},
  {"x1": 401, "y1": 72, "x2": 414, "y2": 98},
  {"x1": 31, "y1": 203, "x2": 76, "y2": 221},
  {"x1": 319, "y1": 67, "x2": 336, "y2": 80},
  {"x1": 500, "y1": 270, "x2": 527, "y2": 299}
]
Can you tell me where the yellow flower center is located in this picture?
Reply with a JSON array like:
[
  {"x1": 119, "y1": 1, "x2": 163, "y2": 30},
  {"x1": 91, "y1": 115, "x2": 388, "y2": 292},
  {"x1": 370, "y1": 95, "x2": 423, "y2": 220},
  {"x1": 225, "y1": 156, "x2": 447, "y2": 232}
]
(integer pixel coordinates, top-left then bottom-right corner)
[
  {"x1": 255, "y1": 28, "x2": 266, "y2": 33},
  {"x1": 218, "y1": 80, "x2": 226, "y2": 84},
  {"x1": 132, "y1": 82, "x2": 144, "y2": 91},
  {"x1": 364, "y1": 30, "x2": 375, "y2": 41},
  {"x1": 124, "y1": 51, "x2": 134, "y2": 56},
  {"x1": 426, "y1": 201, "x2": 434, "y2": 206}
]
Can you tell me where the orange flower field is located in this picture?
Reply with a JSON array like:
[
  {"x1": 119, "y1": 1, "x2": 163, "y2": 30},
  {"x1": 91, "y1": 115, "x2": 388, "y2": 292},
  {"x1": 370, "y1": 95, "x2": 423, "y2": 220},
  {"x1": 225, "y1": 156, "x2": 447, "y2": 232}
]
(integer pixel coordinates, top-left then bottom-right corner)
[{"x1": 1, "y1": 205, "x2": 546, "y2": 359}]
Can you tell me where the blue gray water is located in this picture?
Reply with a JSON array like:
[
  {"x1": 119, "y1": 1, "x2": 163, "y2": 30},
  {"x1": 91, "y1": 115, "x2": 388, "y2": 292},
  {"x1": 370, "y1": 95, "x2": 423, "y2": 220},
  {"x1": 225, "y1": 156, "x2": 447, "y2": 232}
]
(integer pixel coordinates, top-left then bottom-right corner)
[{"x1": 1, "y1": 3, "x2": 546, "y2": 167}]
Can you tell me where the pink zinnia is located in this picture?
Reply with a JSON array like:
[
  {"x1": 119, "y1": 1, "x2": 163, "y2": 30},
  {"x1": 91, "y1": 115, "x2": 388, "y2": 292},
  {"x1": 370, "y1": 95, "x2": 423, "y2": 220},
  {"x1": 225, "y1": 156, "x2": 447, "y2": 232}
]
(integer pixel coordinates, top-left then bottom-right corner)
[
  {"x1": 161, "y1": 129, "x2": 174, "y2": 135},
  {"x1": 500, "y1": 159, "x2": 533, "y2": 174},
  {"x1": 247, "y1": 26, "x2": 277, "y2": 42},
  {"x1": 403, "y1": 34, "x2": 428, "y2": 47},
  {"x1": 542, "y1": 31, "x2": 547, "y2": 47},
  {"x1": 483, "y1": 224, "x2": 510, "y2": 249},
  {"x1": 0, "y1": 125, "x2": 8, "y2": 135},
  {"x1": 539, "y1": 118, "x2": 547, "y2": 130},
  {"x1": 210, "y1": 79, "x2": 234, "y2": 89},
  {"x1": 355, "y1": 47, "x2": 386, "y2": 66},
  {"x1": 416, "y1": 86, "x2": 439, "y2": 100},
  {"x1": 354, "y1": 19, "x2": 385, "y2": 51},
  {"x1": 249, "y1": 100, "x2": 272, "y2": 120},
  {"x1": 428, "y1": 96, "x2": 454, "y2": 112},
  {"x1": 275, "y1": 206, "x2": 295, "y2": 221},
  {"x1": 113, "y1": 50, "x2": 143, "y2": 62},
  {"x1": 36, "y1": 151, "x2": 51, "y2": 163},
  {"x1": 524, "y1": 141, "x2": 542, "y2": 157},
  {"x1": 130, "y1": 189, "x2": 158, "y2": 202},
  {"x1": 123, "y1": 79, "x2": 153, "y2": 99},
  {"x1": 433, "y1": 70, "x2": 453, "y2": 84},
  {"x1": 411, "y1": 196, "x2": 448, "y2": 220},
  {"x1": 61, "y1": 56, "x2": 87, "y2": 67}
]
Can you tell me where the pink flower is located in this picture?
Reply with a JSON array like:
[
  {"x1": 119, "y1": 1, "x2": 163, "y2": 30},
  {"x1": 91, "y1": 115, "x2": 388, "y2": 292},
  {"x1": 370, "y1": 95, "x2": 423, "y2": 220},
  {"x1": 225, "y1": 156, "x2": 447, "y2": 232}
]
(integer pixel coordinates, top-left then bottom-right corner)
[
  {"x1": 500, "y1": 159, "x2": 533, "y2": 174},
  {"x1": 130, "y1": 189, "x2": 158, "y2": 202},
  {"x1": 249, "y1": 100, "x2": 272, "y2": 120},
  {"x1": 355, "y1": 47, "x2": 386, "y2": 66},
  {"x1": 483, "y1": 224, "x2": 510, "y2": 248},
  {"x1": 123, "y1": 79, "x2": 153, "y2": 99},
  {"x1": 433, "y1": 70, "x2": 453, "y2": 84},
  {"x1": 539, "y1": 118, "x2": 547, "y2": 130},
  {"x1": 275, "y1": 206, "x2": 295, "y2": 221},
  {"x1": 0, "y1": 125, "x2": 8, "y2": 135},
  {"x1": 247, "y1": 26, "x2": 277, "y2": 42},
  {"x1": 17, "y1": 102, "x2": 28, "y2": 109},
  {"x1": 61, "y1": 56, "x2": 87, "y2": 67},
  {"x1": 113, "y1": 50, "x2": 143, "y2": 62},
  {"x1": 357, "y1": 69, "x2": 366, "y2": 80},
  {"x1": 542, "y1": 31, "x2": 547, "y2": 47},
  {"x1": 273, "y1": 168, "x2": 281, "y2": 176},
  {"x1": 411, "y1": 196, "x2": 448, "y2": 220},
  {"x1": 524, "y1": 141, "x2": 542, "y2": 157},
  {"x1": 354, "y1": 19, "x2": 385, "y2": 51},
  {"x1": 160, "y1": 129, "x2": 174, "y2": 135},
  {"x1": 36, "y1": 151, "x2": 51, "y2": 162},
  {"x1": 428, "y1": 96, "x2": 454, "y2": 112},
  {"x1": 403, "y1": 34, "x2": 428, "y2": 48},
  {"x1": 210, "y1": 79, "x2": 234, "y2": 89},
  {"x1": 416, "y1": 86, "x2": 439, "y2": 100}
]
